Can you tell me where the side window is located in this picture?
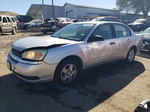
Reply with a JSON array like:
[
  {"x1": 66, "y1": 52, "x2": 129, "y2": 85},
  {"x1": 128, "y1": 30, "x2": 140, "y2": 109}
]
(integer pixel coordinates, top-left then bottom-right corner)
[
  {"x1": 11, "y1": 17, "x2": 15, "y2": 22},
  {"x1": 7, "y1": 17, "x2": 12, "y2": 22},
  {"x1": 0, "y1": 16, "x2": 1, "y2": 22},
  {"x1": 3, "y1": 17, "x2": 7, "y2": 23},
  {"x1": 92, "y1": 24, "x2": 113, "y2": 40},
  {"x1": 114, "y1": 24, "x2": 131, "y2": 38}
]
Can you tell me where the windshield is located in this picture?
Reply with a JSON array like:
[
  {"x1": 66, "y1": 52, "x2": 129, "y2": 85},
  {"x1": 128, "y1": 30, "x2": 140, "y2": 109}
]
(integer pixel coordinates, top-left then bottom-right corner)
[
  {"x1": 52, "y1": 23, "x2": 95, "y2": 41},
  {"x1": 143, "y1": 27, "x2": 150, "y2": 33}
]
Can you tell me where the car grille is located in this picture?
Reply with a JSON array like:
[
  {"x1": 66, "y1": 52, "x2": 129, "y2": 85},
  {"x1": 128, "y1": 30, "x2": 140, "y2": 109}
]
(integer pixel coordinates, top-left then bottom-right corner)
[{"x1": 11, "y1": 48, "x2": 22, "y2": 57}]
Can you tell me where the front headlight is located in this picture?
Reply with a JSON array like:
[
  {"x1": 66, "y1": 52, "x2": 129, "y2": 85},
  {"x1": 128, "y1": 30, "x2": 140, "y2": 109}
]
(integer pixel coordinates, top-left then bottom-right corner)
[{"x1": 22, "y1": 49, "x2": 47, "y2": 61}]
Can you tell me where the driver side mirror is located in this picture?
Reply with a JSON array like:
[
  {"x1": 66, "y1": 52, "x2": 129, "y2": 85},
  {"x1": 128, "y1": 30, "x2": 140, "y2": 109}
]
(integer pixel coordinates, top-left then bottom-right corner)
[{"x1": 89, "y1": 35, "x2": 104, "y2": 42}]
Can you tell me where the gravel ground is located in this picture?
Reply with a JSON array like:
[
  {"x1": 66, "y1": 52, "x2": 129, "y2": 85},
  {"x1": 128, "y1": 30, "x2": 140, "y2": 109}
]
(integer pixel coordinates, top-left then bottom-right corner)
[{"x1": 0, "y1": 32, "x2": 150, "y2": 112}]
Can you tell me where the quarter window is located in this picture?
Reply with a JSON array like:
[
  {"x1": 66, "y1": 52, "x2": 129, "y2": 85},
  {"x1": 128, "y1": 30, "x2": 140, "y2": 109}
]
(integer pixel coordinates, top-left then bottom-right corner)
[
  {"x1": 92, "y1": 24, "x2": 113, "y2": 40},
  {"x1": 11, "y1": 17, "x2": 15, "y2": 22},
  {"x1": 114, "y1": 24, "x2": 131, "y2": 38}
]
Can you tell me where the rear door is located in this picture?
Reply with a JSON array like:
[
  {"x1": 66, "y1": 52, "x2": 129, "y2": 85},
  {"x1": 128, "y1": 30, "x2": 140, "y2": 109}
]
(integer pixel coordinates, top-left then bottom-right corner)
[{"x1": 113, "y1": 23, "x2": 133, "y2": 58}]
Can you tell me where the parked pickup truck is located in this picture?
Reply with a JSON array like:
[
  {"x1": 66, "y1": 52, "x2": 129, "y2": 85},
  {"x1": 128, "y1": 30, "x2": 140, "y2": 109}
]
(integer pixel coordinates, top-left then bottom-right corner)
[
  {"x1": 7, "y1": 21, "x2": 142, "y2": 85},
  {"x1": 0, "y1": 15, "x2": 18, "y2": 35}
]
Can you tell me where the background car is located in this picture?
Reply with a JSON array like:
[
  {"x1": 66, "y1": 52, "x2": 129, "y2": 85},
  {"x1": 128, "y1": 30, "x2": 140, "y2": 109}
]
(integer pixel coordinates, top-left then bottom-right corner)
[
  {"x1": 91, "y1": 16, "x2": 122, "y2": 22},
  {"x1": 41, "y1": 19, "x2": 57, "y2": 34},
  {"x1": 128, "y1": 18, "x2": 150, "y2": 32},
  {"x1": 16, "y1": 15, "x2": 33, "y2": 29},
  {"x1": 139, "y1": 27, "x2": 150, "y2": 52},
  {"x1": 17, "y1": 15, "x2": 33, "y2": 23},
  {"x1": 0, "y1": 15, "x2": 18, "y2": 35},
  {"x1": 56, "y1": 17, "x2": 73, "y2": 29},
  {"x1": 23, "y1": 19, "x2": 44, "y2": 30}
]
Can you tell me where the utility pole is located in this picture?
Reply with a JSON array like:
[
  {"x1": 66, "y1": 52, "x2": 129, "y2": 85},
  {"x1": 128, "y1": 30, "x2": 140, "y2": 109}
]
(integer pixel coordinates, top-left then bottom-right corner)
[
  {"x1": 52, "y1": 0, "x2": 55, "y2": 18},
  {"x1": 42, "y1": 0, "x2": 44, "y2": 19}
]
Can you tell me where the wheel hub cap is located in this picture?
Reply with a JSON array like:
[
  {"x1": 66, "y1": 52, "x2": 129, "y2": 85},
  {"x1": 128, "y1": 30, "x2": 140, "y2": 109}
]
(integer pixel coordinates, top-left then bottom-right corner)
[{"x1": 61, "y1": 64, "x2": 77, "y2": 83}]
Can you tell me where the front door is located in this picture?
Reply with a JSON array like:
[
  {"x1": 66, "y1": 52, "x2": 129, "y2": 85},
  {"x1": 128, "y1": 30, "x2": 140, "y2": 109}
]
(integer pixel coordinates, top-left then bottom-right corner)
[{"x1": 85, "y1": 24, "x2": 119, "y2": 67}]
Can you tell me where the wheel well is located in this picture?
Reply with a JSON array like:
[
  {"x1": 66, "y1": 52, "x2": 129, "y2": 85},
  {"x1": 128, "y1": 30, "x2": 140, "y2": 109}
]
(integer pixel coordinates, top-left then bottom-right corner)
[
  {"x1": 59, "y1": 55, "x2": 83, "y2": 68},
  {"x1": 131, "y1": 46, "x2": 137, "y2": 53},
  {"x1": 55, "y1": 55, "x2": 83, "y2": 72},
  {"x1": 53, "y1": 55, "x2": 83, "y2": 80}
]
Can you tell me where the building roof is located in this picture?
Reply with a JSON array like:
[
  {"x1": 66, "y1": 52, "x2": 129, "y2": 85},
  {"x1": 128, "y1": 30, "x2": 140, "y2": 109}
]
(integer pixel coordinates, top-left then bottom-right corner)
[
  {"x1": 26, "y1": 4, "x2": 42, "y2": 16},
  {"x1": 26, "y1": 4, "x2": 63, "y2": 16},
  {"x1": 64, "y1": 3, "x2": 115, "y2": 11}
]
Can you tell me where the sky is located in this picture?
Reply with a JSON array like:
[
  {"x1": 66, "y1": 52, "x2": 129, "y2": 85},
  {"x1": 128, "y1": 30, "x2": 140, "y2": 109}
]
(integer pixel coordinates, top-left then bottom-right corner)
[{"x1": 0, "y1": 0, "x2": 117, "y2": 15}]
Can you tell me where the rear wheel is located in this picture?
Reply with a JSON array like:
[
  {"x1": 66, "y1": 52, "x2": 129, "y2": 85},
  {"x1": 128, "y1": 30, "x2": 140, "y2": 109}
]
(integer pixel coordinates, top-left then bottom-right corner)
[
  {"x1": 54, "y1": 59, "x2": 81, "y2": 85},
  {"x1": 126, "y1": 48, "x2": 136, "y2": 63},
  {"x1": 12, "y1": 27, "x2": 17, "y2": 35}
]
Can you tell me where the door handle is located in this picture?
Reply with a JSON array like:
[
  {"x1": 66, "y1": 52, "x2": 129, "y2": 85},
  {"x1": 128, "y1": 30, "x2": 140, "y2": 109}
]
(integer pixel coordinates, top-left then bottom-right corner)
[{"x1": 110, "y1": 42, "x2": 115, "y2": 45}]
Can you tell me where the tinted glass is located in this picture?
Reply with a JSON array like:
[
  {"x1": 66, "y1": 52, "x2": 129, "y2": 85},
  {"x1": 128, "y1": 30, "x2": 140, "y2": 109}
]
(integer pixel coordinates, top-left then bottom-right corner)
[
  {"x1": 92, "y1": 24, "x2": 113, "y2": 40},
  {"x1": 11, "y1": 17, "x2": 15, "y2": 22},
  {"x1": 3, "y1": 17, "x2": 7, "y2": 23},
  {"x1": 7, "y1": 17, "x2": 11, "y2": 22},
  {"x1": 0, "y1": 16, "x2": 1, "y2": 21},
  {"x1": 114, "y1": 24, "x2": 131, "y2": 38}
]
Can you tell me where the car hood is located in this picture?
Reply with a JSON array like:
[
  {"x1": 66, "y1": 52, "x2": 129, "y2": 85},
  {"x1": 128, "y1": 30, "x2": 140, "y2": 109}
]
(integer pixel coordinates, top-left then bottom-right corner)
[{"x1": 13, "y1": 36, "x2": 78, "y2": 51}]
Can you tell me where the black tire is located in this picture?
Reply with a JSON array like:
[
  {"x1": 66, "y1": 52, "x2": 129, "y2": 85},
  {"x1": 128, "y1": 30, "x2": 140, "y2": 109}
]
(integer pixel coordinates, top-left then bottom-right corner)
[
  {"x1": 12, "y1": 27, "x2": 17, "y2": 35},
  {"x1": 54, "y1": 59, "x2": 81, "y2": 85},
  {"x1": 126, "y1": 48, "x2": 136, "y2": 63}
]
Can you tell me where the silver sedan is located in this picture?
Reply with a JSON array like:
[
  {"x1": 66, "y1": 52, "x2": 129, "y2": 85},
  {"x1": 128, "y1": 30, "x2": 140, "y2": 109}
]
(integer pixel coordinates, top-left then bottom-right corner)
[{"x1": 7, "y1": 21, "x2": 141, "y2": 85}]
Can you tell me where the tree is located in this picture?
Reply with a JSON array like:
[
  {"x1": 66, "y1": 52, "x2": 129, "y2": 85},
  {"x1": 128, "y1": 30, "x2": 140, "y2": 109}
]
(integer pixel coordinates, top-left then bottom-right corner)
[{"x1": 116, "y1": 0, "x2": 150, "y2": 18}]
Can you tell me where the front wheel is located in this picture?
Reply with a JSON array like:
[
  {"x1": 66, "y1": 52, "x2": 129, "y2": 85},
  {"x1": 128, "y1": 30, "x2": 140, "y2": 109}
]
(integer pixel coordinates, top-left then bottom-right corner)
[
  {"x1": 126, "y1": 48, "x2": 136, "y2": 63},
  {"x1": 54, "y1": 59, "x2": 81, "y2": 85}
]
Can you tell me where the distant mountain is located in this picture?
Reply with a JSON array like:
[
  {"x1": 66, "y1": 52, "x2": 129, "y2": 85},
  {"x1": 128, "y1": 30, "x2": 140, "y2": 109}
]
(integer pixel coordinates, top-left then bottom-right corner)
[{"x1": 0, "y1": 11, "x2": 19, "y2": 16}]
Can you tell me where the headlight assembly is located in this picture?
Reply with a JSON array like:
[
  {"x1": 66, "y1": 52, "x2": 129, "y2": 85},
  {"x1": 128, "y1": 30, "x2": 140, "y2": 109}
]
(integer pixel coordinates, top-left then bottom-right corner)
[{"x1": 22, "y1": 49, "x2": 47, "y2": 61}]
